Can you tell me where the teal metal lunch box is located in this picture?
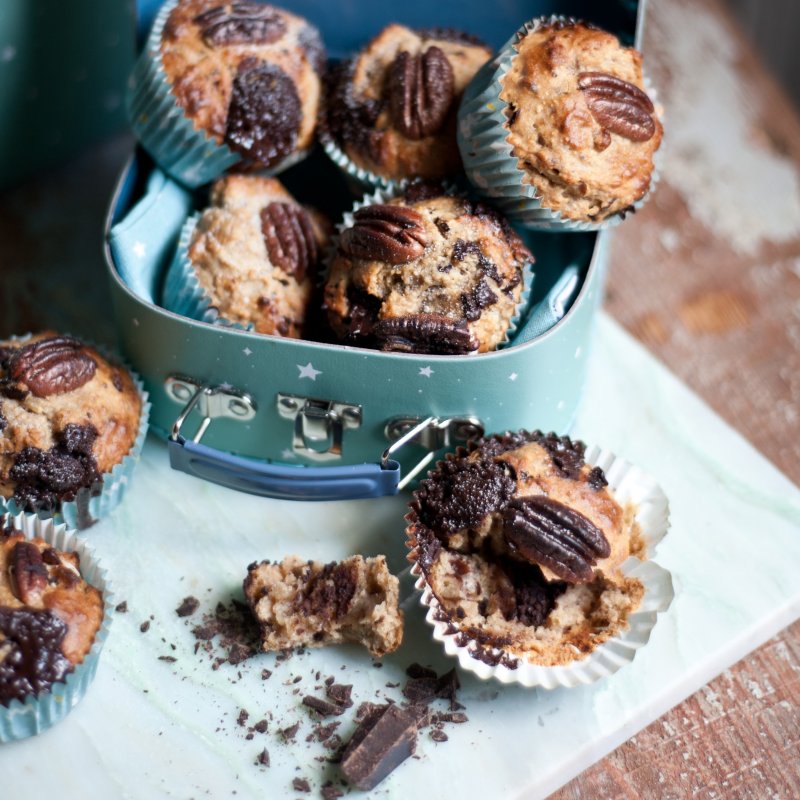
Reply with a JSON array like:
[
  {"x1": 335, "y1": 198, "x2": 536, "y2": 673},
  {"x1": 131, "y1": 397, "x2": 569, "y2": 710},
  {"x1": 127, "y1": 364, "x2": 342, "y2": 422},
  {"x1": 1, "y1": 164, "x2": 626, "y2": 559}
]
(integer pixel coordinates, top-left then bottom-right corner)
[{"x1": 103, "y1": 0, "x2": 645, "y2": 501}]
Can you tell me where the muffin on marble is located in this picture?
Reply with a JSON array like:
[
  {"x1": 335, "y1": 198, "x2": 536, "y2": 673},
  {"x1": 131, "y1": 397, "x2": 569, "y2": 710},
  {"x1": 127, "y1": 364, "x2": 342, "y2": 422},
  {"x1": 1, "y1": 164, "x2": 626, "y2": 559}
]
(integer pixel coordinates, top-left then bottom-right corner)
[
  {"x1": 0, "y1": 520, "x2": 104, "y2": 709},
  {"x1": 324, "y1": 184, "x2": 532, "y2": 355},
  {"x1": 128, "y1": 0, "x2": 325, "y2": 186},
  {"x1": 0, "y1": 334, "x2": 146, "y2": 524},
  {"x1": 406, "y1": 431, "x2": 649, "y2": 669},
  {"x1": 323, "y1": 25, "x2": 491, "y2": 185},
  {"x1": 166, "y1": 175, "x2": 329, "y2": 337},
  {"x1": 459, "y1": 18, "x2": 662, "y2": 226},
  {"x1": 244, "y1": 554, "x2": 403, "y2": 658}
]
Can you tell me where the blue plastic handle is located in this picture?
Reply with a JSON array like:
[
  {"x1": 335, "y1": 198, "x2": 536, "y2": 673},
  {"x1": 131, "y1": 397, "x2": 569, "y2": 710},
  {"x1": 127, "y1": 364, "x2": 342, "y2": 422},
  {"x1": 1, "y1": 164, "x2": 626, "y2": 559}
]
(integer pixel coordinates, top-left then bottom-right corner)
[{"x1": 168, "y1": 437, "x2": 401, "y2": 501}]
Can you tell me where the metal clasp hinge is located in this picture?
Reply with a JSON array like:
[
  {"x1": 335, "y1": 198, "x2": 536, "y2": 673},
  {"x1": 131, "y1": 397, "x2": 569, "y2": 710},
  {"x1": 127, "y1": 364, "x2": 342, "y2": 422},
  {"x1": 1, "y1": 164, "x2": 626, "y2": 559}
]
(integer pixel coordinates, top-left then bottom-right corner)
[
  {"x1": 166, "y1": 377, "x2": 256, "y2": 443},
  {"x1": 382, "y1": 416, "x2": 484, "y2": 489},
  {"x1": 277, "y1": 393, "x2": 362, "y2": 462}
]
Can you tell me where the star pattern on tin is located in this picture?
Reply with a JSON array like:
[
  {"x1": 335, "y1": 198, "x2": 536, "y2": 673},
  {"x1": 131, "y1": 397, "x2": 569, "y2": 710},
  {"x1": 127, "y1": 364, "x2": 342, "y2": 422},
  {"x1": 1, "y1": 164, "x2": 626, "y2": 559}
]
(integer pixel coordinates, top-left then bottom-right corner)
[
  {"x1": 242, "y1": 347, "x2": 253, "y2": 356},
  {"x1": 132, "y1": 241, "x2": 147, "y2": 259},
  {"x1": 297, "y1": 362, "x2": 322, "y2": 380},
  {"x1": 419, "y1": 366, "x2": 434, "y2": 378},
  {"x1": 509, "y1": 372, "x2": 518, "y2": 381}
]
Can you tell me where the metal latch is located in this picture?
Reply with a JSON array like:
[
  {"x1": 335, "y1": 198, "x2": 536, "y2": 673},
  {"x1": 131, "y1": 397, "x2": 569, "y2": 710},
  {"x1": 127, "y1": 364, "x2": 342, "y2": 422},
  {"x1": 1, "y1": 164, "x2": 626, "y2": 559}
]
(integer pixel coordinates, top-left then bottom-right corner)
[
  {"x1": 277, "y1": 393, "x2": 362, "y2": 462},
  {"x1": 382, "y1": 416, "x2": 484, "y2": 489},
  {"x1": 166, "y1": 377, "x2": 256, "y2": 442}
]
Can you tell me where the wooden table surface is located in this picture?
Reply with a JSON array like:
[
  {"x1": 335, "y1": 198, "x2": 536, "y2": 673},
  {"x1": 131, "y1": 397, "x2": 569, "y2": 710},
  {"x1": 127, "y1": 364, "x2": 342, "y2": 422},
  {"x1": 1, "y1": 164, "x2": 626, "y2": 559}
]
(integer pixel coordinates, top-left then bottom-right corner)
[{"x1": 1, "y1": 0, "x2": 798, "y2": 796}]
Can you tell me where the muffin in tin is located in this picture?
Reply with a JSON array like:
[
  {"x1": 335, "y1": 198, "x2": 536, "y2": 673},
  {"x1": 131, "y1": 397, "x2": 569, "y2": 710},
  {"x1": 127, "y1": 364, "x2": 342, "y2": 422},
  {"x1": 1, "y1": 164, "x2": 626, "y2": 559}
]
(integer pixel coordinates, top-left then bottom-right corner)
[
  {"x1": 168, "y1": 174, "x2": 330, "y2": 337},
  {"x1": 323, "y1": 25, "x2": 491, "y2": 185},
  {"x1": 0, "y1": 333, "x2": 145, "y2": 523},
  {"x1": 0, "y1": 519, "x2": 104, "y2": 708},
  {"x1": 324, "y1": 184, "x2": 532, "y2": 355},
  {"x1": 406, "y1": 431, "x2": 648, "y2": 668}
]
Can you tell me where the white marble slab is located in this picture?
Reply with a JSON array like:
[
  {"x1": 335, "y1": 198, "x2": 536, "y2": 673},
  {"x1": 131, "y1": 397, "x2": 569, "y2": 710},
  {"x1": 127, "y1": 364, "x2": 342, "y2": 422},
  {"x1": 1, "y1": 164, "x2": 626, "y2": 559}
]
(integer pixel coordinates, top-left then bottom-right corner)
[{"x1": 2, "y1": 312, "x2": 799, "y2": 799}]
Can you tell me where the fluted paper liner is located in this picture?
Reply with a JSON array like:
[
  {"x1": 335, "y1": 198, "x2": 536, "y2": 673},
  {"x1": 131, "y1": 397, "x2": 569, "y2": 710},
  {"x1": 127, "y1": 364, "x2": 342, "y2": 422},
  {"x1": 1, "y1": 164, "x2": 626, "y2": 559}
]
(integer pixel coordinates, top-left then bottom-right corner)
[
  {"x1": 326, "y1": 184, "x2": 534, "y2": 351},
  {"x1": 457, "y1": 16, "x2": 662, "y2": 231},
  {"x1": 1, "y1": 336, "x2": 151, "y2": 530},
  {"x1": 0, "y1": 513, "x2": 114, "y2": 741},
  {"x1": 407, "y1": 445, "x2": 674, "y2": 688}
]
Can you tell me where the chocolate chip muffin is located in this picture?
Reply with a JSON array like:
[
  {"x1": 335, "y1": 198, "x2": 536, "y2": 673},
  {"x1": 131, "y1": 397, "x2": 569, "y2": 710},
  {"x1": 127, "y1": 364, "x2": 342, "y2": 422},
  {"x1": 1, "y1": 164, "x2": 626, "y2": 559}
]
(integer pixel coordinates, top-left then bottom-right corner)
[
  {"x1": 406, "y1": 431, "x2": 646, "y2": 668},
  {"x1": 176, "y1": 174, "x2": 329, "y2": 337},
  {"x1": 0, "y1": 520, "x2": 104, "y2": 706},
  {"x1": 499, "y1": 20, "x2": 662, "y2": 222},
  {"x1": 244, "y1": 555, "x2": 403, "y2": 658},
  {"x1": 324, "y1": 185, "x2": 532, "y2": 354},
  {"x1": 324, "y1": 25, "x2": 491, "y2": 183},
  {"x1": 160, "y1": 0, "x2": 325, "y2": 172},
  {"x1": 0, "y1": 334, "x2": 143, "y2": 516}
]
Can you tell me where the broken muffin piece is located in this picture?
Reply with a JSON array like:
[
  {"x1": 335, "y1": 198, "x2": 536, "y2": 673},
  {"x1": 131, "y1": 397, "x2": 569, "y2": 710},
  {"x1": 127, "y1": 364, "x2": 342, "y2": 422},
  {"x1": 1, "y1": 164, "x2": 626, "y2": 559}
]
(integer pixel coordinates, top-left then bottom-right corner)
[{"x1": 243, "y1": 555, "x2": 403, "y2": 658}]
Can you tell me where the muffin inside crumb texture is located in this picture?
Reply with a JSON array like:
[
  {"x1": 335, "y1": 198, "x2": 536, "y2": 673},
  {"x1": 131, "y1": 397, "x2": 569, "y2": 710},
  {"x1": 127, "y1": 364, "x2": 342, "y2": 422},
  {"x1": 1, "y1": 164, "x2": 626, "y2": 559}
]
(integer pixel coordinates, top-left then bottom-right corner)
[{"x1": 407, "y1": 431, "x2": 645, "y2": 668}]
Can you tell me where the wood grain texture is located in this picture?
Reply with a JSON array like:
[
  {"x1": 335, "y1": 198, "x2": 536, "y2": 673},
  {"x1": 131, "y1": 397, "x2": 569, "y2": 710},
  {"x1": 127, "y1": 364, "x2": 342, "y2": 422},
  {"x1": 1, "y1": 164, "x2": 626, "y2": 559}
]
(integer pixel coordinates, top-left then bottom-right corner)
[{"x1": 552, "y1": 0, "x2": 800, "y2": 796}]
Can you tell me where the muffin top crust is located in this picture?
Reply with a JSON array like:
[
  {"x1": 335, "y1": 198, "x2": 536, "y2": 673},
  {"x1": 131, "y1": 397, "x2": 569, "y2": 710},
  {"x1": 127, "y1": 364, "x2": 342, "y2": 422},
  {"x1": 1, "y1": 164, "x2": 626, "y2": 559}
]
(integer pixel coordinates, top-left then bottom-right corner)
[
  {"x1": 324, "y1": 184, "x2": 532, "y2": 355},
  {"x1": 325, "y1": 24, "x2": 491, "y2": 181},
  {"x1": 160, "y1": 0, "x2": 325, "y2": 169},
  {"x1": 500, "y1": 21, "x2": 662, "y2": 222}
]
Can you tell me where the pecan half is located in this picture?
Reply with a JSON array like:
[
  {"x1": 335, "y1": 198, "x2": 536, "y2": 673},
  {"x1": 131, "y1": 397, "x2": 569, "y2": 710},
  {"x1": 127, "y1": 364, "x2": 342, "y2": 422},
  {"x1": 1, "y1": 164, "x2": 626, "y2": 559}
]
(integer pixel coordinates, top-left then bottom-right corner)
[
  {"x1": 387, "y1": 47, "x2": 454, "y2": 139},
  {"x1": 7, "y1": 336, "x2": 96, "y2": 398},
  {"x1": 373, "y1": 314, "x2": 477, "y2": 355},
  {"x1": 501, "y1": 496, "x2": 611, "y2": 582},
  {"x1": 9, "y1": 541, "x2": 49, "y2": 604},
  {"x1": 261, "y1": 202, "x2": 318, "y2": 282},
  {"x1": 578, "y1": 71, "x2": 656, "y2": 142},
  {"x1": 195, "y1": 3, "x2": 286, "y2": 47},
  {"x1": 340, "y1": 205, "x2": 427, "y2": 264}
]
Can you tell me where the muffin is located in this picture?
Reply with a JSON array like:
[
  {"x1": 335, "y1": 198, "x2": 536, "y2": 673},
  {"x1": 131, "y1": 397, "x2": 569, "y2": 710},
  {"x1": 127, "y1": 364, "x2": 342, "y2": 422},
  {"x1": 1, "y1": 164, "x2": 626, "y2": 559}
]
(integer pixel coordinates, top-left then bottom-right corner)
[
  {"x1": 0, "y1": 513, "x2": 112, "y2": 740},
  {"x1": 459, "y1": 18, "x2": 662, "y2": 227},
  {"x1": 0, "y1": 333, "x2": 147, "y2": 527},
  {"x1": 324, "y1": 184, "x2": 533, "y2": 354},
  {"x1": 164, "y1": 175, "x2": 329, "y2": 337},
  {"x1": 406, "y1": 431, "x2": 672, "y2": 679},
  {"x1": 243, "y1": 554, "x2": 403, "y2": 658},
  {"x1": 323, "y1": 25, "x2": 491, "y2": 187},
  {"x1": 128, "y1": 0, "x2": 325, "y2": 187}
]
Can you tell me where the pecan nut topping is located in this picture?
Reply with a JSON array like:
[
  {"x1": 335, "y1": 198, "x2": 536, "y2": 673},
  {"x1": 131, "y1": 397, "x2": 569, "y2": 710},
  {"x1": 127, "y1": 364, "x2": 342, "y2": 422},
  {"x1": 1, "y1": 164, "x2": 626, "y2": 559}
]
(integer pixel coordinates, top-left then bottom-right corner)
[
  {"x1": 7, "y1": 336, "x2": 96, "y2": 398},
  {"x1": 374, "y1": 314, "x2": 478, "y2": 355},
  {"x1": 340, "y1": 204, "x2": 428, "y2": 264},
  {"x1": 387, "y1": 47, "x2": 455, "y2": 140},
  {"x1": 194, "y1": 2, "x2": 286, "y2": 47},
  {"x1": 9, "y1": 541, "x2": 49, "y2": 604},
  {"x1": 260, "y1": 202, "x2": 318, "y2": 282},
  {"x1": 501, "y1": 496, "x2": 611, "y2": 582},
  {"x1": 578, "y1": 71, "x2": 656, "y2": 142}
]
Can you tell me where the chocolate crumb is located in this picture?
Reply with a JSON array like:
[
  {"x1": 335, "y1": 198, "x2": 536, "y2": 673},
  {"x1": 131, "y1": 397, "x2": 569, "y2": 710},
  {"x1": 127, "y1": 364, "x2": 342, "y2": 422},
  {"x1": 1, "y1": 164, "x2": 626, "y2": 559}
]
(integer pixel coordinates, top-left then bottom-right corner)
[
  {"x1": 281, "y1": 722, "x2": 301, "y2": 741},
  {"x1": 115, "y1": 601, "x2": 128, "y2": 613},
  {"x1": 326, "y1": 683, "x2": 353, "y2": 708},
  {"x1": 262, "y1": 669, "x2": 272, "y2": 680},
  {"x1": 292, "y1": 777, "x2": 310, "y2": 792},
  {"x1": 158, "y1": 655, "x2": 177, "y2": 663},
  {"x1": 256, "y1": 748, "x2": 270, "y2": 767},
  {"x1": 176, "y1": 596, "x2": 200, "y2": 617},
  {"x1": 430, "y1": 729, "x2": 449, "y2": 742},
  {"x1": 321, "y1": 784, "x2": 343, "y2": 800},
  {"x1": 254, "y1": 719, "x2": 268, "y2": 734},
  {"x1": 237, "y1": 709, "x2": 249, "y2": 727},
  {"x1": 140, "y1": 620, "x2": 150, "y2": 633},
  {"x1": 303, "y1": 695, "x2": 346, "y2": 717}
]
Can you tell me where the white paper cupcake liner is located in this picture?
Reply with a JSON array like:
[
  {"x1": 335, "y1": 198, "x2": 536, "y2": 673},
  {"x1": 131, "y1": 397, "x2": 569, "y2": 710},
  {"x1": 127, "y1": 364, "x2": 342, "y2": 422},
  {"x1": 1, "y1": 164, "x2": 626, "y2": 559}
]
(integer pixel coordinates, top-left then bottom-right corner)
[
  {"x1": 0, "y1": 513, "x2": 114, "y2": 741},
  {"x1": 161, "y1": 213, "x2": 254, "y2": 331},
  {"x1": 326, "y1": 184, "x2": 534, "y2": 351},
  {"x1": 1, "y1": 336, "x2": 151, "y2": 530},
  {"x1": 407, "y1": 444, "x2": 674, "y2": 688},
  {"x1": 126, "y1": 0, "x2": 309, "y2": 189},
  {"x1": 457, "y1": 16, "x2": 662, "y2": 232}
]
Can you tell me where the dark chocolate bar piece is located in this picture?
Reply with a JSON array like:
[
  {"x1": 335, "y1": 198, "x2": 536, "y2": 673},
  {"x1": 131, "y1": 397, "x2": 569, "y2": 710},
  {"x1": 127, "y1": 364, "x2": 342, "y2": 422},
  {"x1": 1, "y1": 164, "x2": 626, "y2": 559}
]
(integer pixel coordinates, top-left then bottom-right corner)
[{"x1": 339, "y1": 703, "x2": 417, "y2": 790}]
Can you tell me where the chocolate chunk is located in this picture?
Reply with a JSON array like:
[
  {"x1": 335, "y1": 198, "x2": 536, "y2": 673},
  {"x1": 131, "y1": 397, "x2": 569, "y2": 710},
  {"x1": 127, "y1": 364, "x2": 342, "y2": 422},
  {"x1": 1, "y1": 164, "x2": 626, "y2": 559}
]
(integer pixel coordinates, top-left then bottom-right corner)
[
  {"x1": 0, "y1": 607, "x2": 72, "y2": 705},
  {"x1": 414, "y1": 456, "x2": 516, "y2": 536},
  {"x1": 579, "y1": 71, "x2": 656, "y2": 142},
  {"x1": 303, "y1": 695, "x2": 347, "y2": 717},
  {"x1": 6, "y1": 336, "x2": 96, "y2": 398},
  {"x1": 292, "y1": 777, "x2": 311, "y2": 792},
  {"x1": 326, "y1": 683, "x2": 353, "y2": 708},
  {"x1": 299, "y1": 561, "x2": 357, "y2": 620},
  {"x1": 256, "y1": 747, "x2": 270, "y2": 767},
  {"x1": 281, "y1": 721, "x2": 300, "y2": 741},
  {"x1": 460, "y1": 277, "x2": 498, "y2": 322},
  {"x1": 175, "y1": 596, "x2": 200, "y2": 617},
  {"x1": 115, "y1": 600, "x2": 128, "y2": 613},
  {"x1": 372, "y1": 314, "x2": 477, "y2": 355},
  {"x1": 339, "y1": 703, "x2": 417, "y2": 791},
  {"x1": 502, "y1": 496, "x2": 610, "y2": 582},
  {"x1": 321, "y1": 784, "x2": 343, "y2": 800},
  {"x1": 386, "y1": 47, "x2": 454, "y2": 139},
  {"x1": 260, "y1": 202, "x2": 319, "y2": 282},
  {"x1": 195, "y1": 3, "x2": 286, "y2": 47},
  {"x1": 225, "y1": 59, "x2": 301, "y2": 169},
  {"x1": 340, "y1": 204, "x2": 427, "y2": 264}
]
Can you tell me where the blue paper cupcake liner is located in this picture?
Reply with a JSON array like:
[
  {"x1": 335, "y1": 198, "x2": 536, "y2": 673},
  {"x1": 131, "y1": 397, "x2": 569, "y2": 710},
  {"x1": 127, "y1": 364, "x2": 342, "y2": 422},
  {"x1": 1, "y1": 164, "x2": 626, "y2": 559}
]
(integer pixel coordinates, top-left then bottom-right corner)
[
  {"x1": 1, "y1": 337, "x2": 150, "y2": 530},
  {"x1": 457, "y1": 16, "x2": 661, "y2": 232},
  {"x1": 0, "y1": 513, "x2": 114, "y2": 741},
  {"x1": 126, "y1": 0, "x2": 310, "y2": 189},
  {"x1": 327, "y1": 184, "x2": 534, "y2": 351}
]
